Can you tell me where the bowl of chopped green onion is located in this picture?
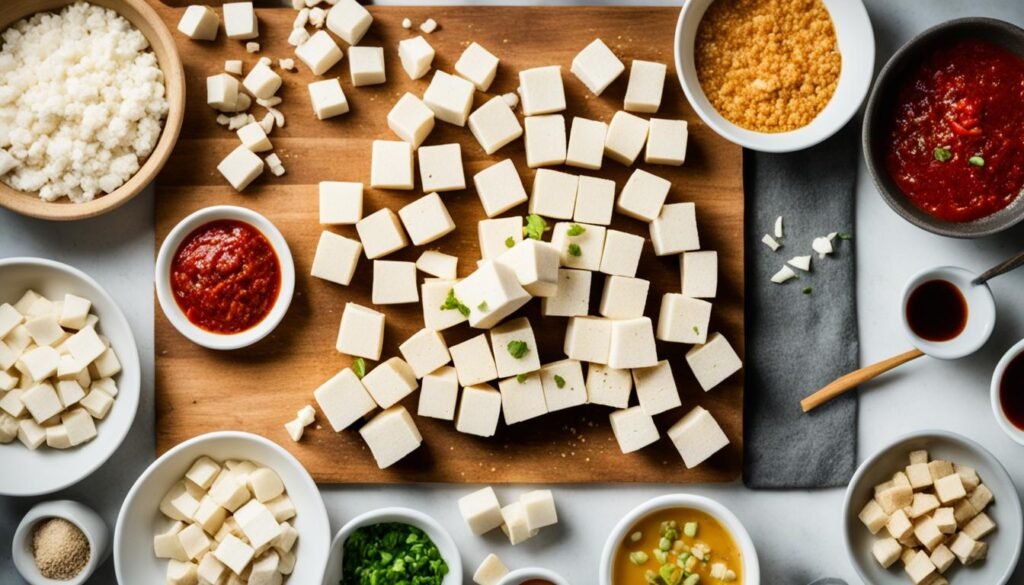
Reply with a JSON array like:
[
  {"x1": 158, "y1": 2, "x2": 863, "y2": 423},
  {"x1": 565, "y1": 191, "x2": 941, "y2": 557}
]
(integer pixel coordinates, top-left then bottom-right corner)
[{"x1": 322, "y1": 507, "x2": 461, "y2": 585}]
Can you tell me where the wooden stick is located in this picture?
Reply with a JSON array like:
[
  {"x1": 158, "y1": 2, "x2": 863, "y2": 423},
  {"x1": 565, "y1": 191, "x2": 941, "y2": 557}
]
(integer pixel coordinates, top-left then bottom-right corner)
[{"x1": 800, "y1": 348, "x2": 925, "y2": 413}]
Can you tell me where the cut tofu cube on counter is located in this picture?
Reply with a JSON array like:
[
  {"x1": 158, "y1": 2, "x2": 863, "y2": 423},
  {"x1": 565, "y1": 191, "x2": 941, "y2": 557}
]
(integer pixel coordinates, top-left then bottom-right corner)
[
  {"x1": 468, "y1": 97, "x2": 523, "y2": 155},
  {"x1": 598, "y1": 275, "x2": 649, "y2": 319},
  {"x1": 605, "y1": 111, "x2": 649, "y2": 166},
  {"x1": 524, "y1": 115, "x2": 568, "y2": 168},
  {"x1": 177, "y1": 5, "x2": 219, "y2": 41},
  {"x1": 372, "y1": 260, "x2": 419, "y2": 305},
  {"x1": 370, "y1": 140, "x2": 415, "y2": 190},
  {"x1": 500, "y1": 502, "x2": 536, "y2": 545},
  {"x1": 540, "y1": 269, "x2": 591, "y2": 318},
  {"x1": 489, "y1": 317, "x2": 541, "y2": 378},
  {"x1": 295, "y1": 30, "x2": 343, "y2": 76},
  {"x1": 657, "y1": 294, "x2": 711, "y2": 345},
  {"x1": 685, "y1": 332, "x2": 742, "y2": 391},
  {"x1": 326, "y1": 0, "x2": 373, "y2": 45},
  {"x1": 356, "y1": 208, "x2": 409, "y2": 259},
  {"x1": 571, "y1": 39, "x2": 624, "y2": 96},
  {"x1": 539, "y1": 359, "x2": 587, "y2": 412},
  {"x1": 360, "y1": 406, "x2": 422, "y2": 468},
  {"x1": 423, "y1": 70, "x2": 475, "y2": 126},
  {"x1": 552, "y1": 222, "x2": 606, "y2": 271},
  {"x1": 361, "y1": 357, "x2": 418, "y2": 409},
  {"x1": 311, "y1": 231, "x2": 362, "y2": 286},
  {"x1": 399, "y1": 328, "x2": 451, "y2": 379},
  {"x1": 574, "y1": 176, "x2": 616, "y2": 226},
  {"x1": 474, "y1": 554, "x2": 509, "y2": 585},
  {"x1": 348, "y1": 46, "x2": 386, "y2": 86},
  {"x1": 398, "y1": 36, "x2": 435, "y2": 80},
  {"x1": 566, "y1": 117, "x2": 609, "y2": 171},
  {"x1": 319, "y1": 182, "x2": 363, "y2": 225},
  {"x1": 452, "y1": 262, "x2": 531, "y2": 329},
  {"x1": 399, "y1": 192, "x2": 455, "y2": 245},
  {"x1": 608, "y1": 317, "x2": 658, "y2": 370},
  {"x1": 459, "y1": 487, "x2": 504, "y2": 535},
  {"x1": 223, "y1": 1, "x2": 258, "y2": 40},
  {"x1": 417, "y1": 366, "x2": 459, "y2": 420},
  {"x1": 418, "y1": 144, "x2": 465, "y2": 192},
  {"x1": 308, "y1": 78, "x2": 349, "y2": 120},
  {"x1": 335, "y1": 303, "x2": 385, "y2": 360},
  {"x1": 586, "y1": 363, "x2": 632, "y2": 408},
  {"x1": 456, "y1": 383, "x2": 502, "y2": 437},
  {"x1": 563, "y1": 317, "x2": 611, "y2": 365},
  {"x1": 498, "y1": 372, "x2": 547, "y2": 425},
  {"x1": 518, "y1": 66, "x2": 566, "y2": 116},
  {"x1": 645, "y1": 119, "x2": 688, "y2": 166},
  {"x1": 599, "y1": 230, "x2": 644, "y2": 277},
  {"x1": 609, "y1": 406, "x2": 659, "y2": 454},
  {"x1": 422, "y1": 280, "x2": 468, "y2": 331},
  {"x1": 681, "y1": 251, "x2": 718, "y2": 298},
  {"x1": 217, "y1": 146, "x2": 264, "y2": 192},
  {"x1": 617, "y1": 168, "x2": 669, "y2": 222},
  {"x1": 242, "y1": 64, "x2": 282, "y2": 100},
  {"x1": 455, "y1": 42, "x2": 499, "y2": 92},
  {"x1": 633, "y1": 360, "x2": 681, "y2": 416},
  {"x1": 416, "y1": 251, "x2": 458, "y2": 280},
  {"x1": 387, "y1": 93, "x2": 435, "y2": 147},
  {"x1": 450, "y1": 334, "x2": 499, "y2": 386},
  {"x1": 529, "y1": 169, "x2": 577, "y2": 219},
  {"x1": 624, "y1": 60, "x2": 667, "y2": 113},
  {"x1": 474, "y1": 159, "x2": 528, "y2": 218},
  {"x1": 495, "y1": 239, "x2": 560, "y2": 298},
  {"x1": 667, "y1": 406, "x2": 730, "y2": 468}
]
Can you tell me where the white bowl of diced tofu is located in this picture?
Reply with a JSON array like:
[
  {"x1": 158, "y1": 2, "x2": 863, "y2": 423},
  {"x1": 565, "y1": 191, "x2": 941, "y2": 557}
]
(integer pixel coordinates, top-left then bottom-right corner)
[
  {"x1": 844, "y1": 430, "x2": 1023, "y2": 585},
  {"x1": 114, "y1": 431, "x2": 331, "y2": 585},
  {"x1": 0, "y1": 257, "x2": 140, "y2": 496}
]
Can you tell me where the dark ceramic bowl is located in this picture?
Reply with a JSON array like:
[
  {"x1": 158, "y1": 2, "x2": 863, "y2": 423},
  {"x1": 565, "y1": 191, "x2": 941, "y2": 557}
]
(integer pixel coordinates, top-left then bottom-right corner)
[{"x1": 863, "y1": 18, "x2": 1024, "y2": 238}]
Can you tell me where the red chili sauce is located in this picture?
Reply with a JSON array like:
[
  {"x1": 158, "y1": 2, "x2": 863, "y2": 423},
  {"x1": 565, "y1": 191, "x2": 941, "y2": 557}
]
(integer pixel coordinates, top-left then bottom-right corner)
[
  {"x1": 170, "y1": 219, "x2": 280, "y2": 334},
  {"x1": 884, "y1": 38, "x2": 1024, "y2": 222},
  {"x1": 1000, "y1": 351, "x2": 1024, "y2": 431}
]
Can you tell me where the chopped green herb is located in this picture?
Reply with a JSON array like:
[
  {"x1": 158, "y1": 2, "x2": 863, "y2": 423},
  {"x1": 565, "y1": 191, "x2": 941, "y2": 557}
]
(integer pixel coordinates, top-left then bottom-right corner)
[
  {"x1": 504, "y1": 236, "x2": 515, "y2": 248},
  {"x1": 353, "y1": 358, "x2": 366, "y2": 379},
  {"x1": 568, "y1": 243, "x2": 582, "y2": 257},
  {"x1": 969, "y1": 155, "x2": 985, "y2": 167},
  {"x1": 630, "y1": 531, "x2": 643, "y2": 543},
  {"x1": 341, "y1": 522, "x2": 449, "y2": 585},
  {"x1": 837, "y1": 232, "x2": 852, "y2": 241},
  {"x1": 440, "y1": 289, "x2": 470, "y2": 317},
  {"x1": 507, "y1": 340, "x2": 529, "y2": 359},
  {"x1": 477, "y1": 301, "x2": 489, "y2": 312},
  {"x1": 659, "y1": 537, "x2": 672, "y2": 551},
  {"x1": 683, "y1": 522, "x2": 698, "y2": 538},
  {"x1": 523, "y1": 214, "x2": 548, "y2": 240},
  {"x1": 933, "y1": 146, "x2": 952, "y2": 162},
  {"x1": 802, "y1": 287, "x2": 813, "y2": 295},
  {"x1": 554, "y1": 374, "x2": 566, "y2": 389},
  {"x1": 683, "y1": 574, "x2": 701, "y2": 585},
  {"x1": 629, "y1": 551, "x2": 649, "y2": 565},
  {"x1": 566, "y1": 223, "x2": 586, "y2": 236},
  {"x1": 692, "y1": 325, "x2": 699, "y2": 335},
  {"x1": 516, "y1": 373, "x2": 528, "y2": 383}
]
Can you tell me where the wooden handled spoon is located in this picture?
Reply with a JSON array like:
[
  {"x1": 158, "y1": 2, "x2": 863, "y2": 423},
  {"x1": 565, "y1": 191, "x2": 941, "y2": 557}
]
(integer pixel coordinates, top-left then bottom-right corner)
[{"x1": 801, "y1": 349, "x2": 925, "y2": 412}]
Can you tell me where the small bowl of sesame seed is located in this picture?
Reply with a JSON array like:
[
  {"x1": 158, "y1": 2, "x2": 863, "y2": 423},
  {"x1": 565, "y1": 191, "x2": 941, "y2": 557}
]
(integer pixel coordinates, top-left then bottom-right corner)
[
  {"x1": 674, "y1": 0, "x2": 875, "y2": 153},
  {"x1": 11, "y1": 500, "x2": 110, "y2": 585}
]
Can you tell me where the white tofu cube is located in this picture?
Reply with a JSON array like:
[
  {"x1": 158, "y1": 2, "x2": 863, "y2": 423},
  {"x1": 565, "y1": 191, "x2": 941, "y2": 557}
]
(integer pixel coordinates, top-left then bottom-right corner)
[
  {"x1": 319, "y1": 182, "x2": 362, "y2": 225},
  {"x1": 571, "y1": 38, "x2": 624, "y2": 96},
  {"x1": 93, "y1": 347, "x2": 121, "y2": 379},
  {"x1": 418, "y1": 144, "x2": 465, "y2": 192},
  {"x1": 0, "y1": 413, "x2": 16, "y2": 443},
  {"x1": 650, "y1": 202, "x2": 699, "y2": 255},
  {"x1": 22, "y1": 383, "x2": 63, "y2": 424},
  {"x1": 154, "y1": 521, "x2": 188, "y2": 561},
  {"x1": 566, "y1": 117, "x2": 608, "y2": 170},
  {"x1": 416, "y1": 251, "x2": 458, "y2": 280},
  {"x1": 633, "y1": 360, "x2": 681, "y2": 415},
  {"x1": 79, "y1": 388, "x2": 114, "y2": 419},
  {"x1": 646, "y1": 119, "x2": 688, "y2": 166},
  {"x1": 455, "y1": 42, "x2": 499, "y2": 91},
  {"x1": 62, "y1": 407, "x2": 97, "y2": 446},
  {"x1": 58, "y1": 295, "x2": 90, "y2": 331},
  {"x1": 552, "y1": 222, "x2": 606, "y2": 271},
  {"x1": 624, "y1": 60, "x2": 667, "y2": 113},
  {"x1": 518, "y1": 66, "x2": 565, "y2": 116},
  {"x1": 20, "y1": 346, "x2": 60, "y2": 381},
  {"x1": 0, "y1": 370, "x2": 18, "y2": 392},
  {"x1": 657, "y1": 293, "x2": 711, "y2": 345},
  {"x1": 495, "y1": 239, "x2": 560, "y2": 297},
  {"x1": 564, "y1": 317, "x2": 611, "y2": 364},
  {"x1": 453, "y1": 262, "x2": 531, "y2": 329},
  {"x1": 349, "y1": 46, "x2": 386, "y2": 86},
  {"x1": 166, "y1": 559, "x2": 198, "y2": 585},
  {"x1": 474, "y1": 159, "x2": 528, "y2": 218},
  {"x1": 207, "y1": 74, "x2": 241, "y2": 112},
  {"x1": 417, "y1": 366, "x2": 459, "y2": 420},
  {"x1": 296, "y1": 30, "x2": 343, "y2": 75},
  {"x1": 685, "y1": 332, "x2": 742, "y2": 391},
  {"x1": 243, "y1": 63, "x2": 282, "y2": 100},
  {"x1": 605, "y1": 111, "x2": 650, "y2": 166},
  {"x1": 398, "y1": 36, "x2": 435, "y2": 80},
  {"x1": 422, "y1": 280, "x2": 468, "y2": 331},
  {"x1": 45, "y1": 424, "x2": 71, "y2": 449},
  {"x1": 932, "y1": 507, "x2": 956, "y2": 533},
  {"x1": 311, "y1": 231, "x2": 362, "y2": 286},
  {"x1": 456, "y1": 383, "x2": 502, "y2": 437},
  {"x1": 370, "y1": 140, "x2": 415, "y2": 190},
  {"x1": 573, "y1": 175, "x2": 616, "y2": 226},
  {"x1": 489, "y1": 317, "x2": 540, "y2": 378},
  {"x1": 905, "y1": 550, "x2": 937, "y2": 583},
  {"x1": 265, "y1": 494, "x2": 296, "y2": 523},
  {"x1": 500, "y1": 502, "x2": 536, "y2": 545},
  {"x1": 362, "y1": 357, "x2": 418, "y2": 408},
  {"x1": 529, "y1": 169, "x2": 577, "y2": 219},
  {"x1": 963, "y1": 512, "x2": 996, "y2": 540},
  {"x1": 359, "y1": 406, "x2": 423, "y2": 468},
  {"x1": 0, "y1": 304, "x2": 23, "y2": 338},
  {"x1": 314, "y1": 368, "x2": 376, "y2": 431},
  {"x1": 521, "y1": 489, "x2": 558, "y2": 531},
  {"x1": 524, "y1": 115, "x2": 567, "y2": 168},
  {"x1": 930, "y1": 543, "x2": 955, "y2": 573},
  {"x1": 423, "y1": 70, "x2": 475, "y2": 126},
  {"x1": 599, "y1": 275, "x2": 649, "y2": 319},
  {"x1": 474, "y1": 553, "x2": 509, "y2": 585},
  {"x1": 223, "y1": 2, "x2": 258, "y2": 40},
  {"x1": 186, "y1": 456, "x2": 222, "y2": 491},
  {"x1": 387, "y1": 93, "x2": 435, "y2": 147},
  {"x1": 586, "y1": 363, "x2": 632, "y2": 408},
  {"x1": 608, "y1": 317, "x2": 658, "y2": 369},
  {"x1": 934, "y1": 474, "x2": 967, "y2": 504},
  {"x1": 177, "y1": 523, "x2": 210, "y2": 560},
  {"x1": 599, "y1": 230, "x2": 644, "y2": 277},
  {"x1": 540, "y1": 269, "x2": 591, "y2": 317},
  {"x1": 681, "y1": 251, "x2": 718, "y2": 298},
  {"x1": 237, "y1": 121, "x2": 272, "y2": 153},
  {"x1": 215, "y1": 534, "x2": 255, "y2": 575},
  {"x1": 0, "y1": 388, "x2": 25, "y2": 418},
  {"x1": 668, "y1": 406, "x2": 730, "y2": 468},
  {"x1": 326, "y1": 0, "x2": 373, "y2": 45},
  {"x1": 469, "y1": 97, "x2": 523, "y2": 155},
  {"x1": 872, "y1": 537, "x2": 902, "y2": 569},
  {"x1": 0, "y1": 341, "x2": 17, "y2": 372},
  {"x1": 498, "y1": 372, "x2": 547, "y2": 424},
  {"x1": 308, "y1": 78, "x2": 349, "y2": 119},
  {"x1": 25, "y1": 315, "x2": 63, "y2": 347},
  {"x1": 617, "y1": 168, "x2": 669, "y2": 222},
  {"x1": 540, "y1": 359, "x2": 587, "y2": 412},
  {"x1": 18, "y1": 418, "x2": 46, "y2": 450},
  {"x1": 335, "y1": 303, "x2": 385, "y2": 360},
  {"x1": 450, "y1": 334, "x2": 499, "y2": 386},
  {"x1": 458, "y1": 486, "x2": 504, "y2": 536},
  {"x1": 217, "y1": 145, "x2": 264, "y2": 191},
  {"x1": 399, "y1": 193, "x2": 455, "y2": 246},
  {"x1": 356, "y1": 208, "x2": 409, "y2": 259},
  {"x1": 609, "y1": 406, "x2": 659, "y2": 453},
  {"x1": 178, "y1": 5, "x2": 219, "y2": 41},
  {"x1": 399, "y1": 328, "x2": 451, "y2": 378}
]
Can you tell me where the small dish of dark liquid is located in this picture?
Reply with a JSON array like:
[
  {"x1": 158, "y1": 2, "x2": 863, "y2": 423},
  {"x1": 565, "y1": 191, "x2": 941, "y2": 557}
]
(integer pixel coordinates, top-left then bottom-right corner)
[
  {"x1": 1000, "y1": 352, "x2": 1024, "y2": 430},
  {"x1": 905, "y1": 279, "x2": 969, "y2": 341},
  {"x1": 519, "y1": 581, "x2": 556, "y2": 585}
]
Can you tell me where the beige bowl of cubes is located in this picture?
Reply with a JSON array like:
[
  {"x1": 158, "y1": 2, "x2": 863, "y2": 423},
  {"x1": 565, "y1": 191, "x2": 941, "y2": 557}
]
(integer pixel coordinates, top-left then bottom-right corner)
[
  {"x1": 844, "y1": 430, "x2": 1022, "y2": 585},
  {"x1": 0, "y1": 257, "x2": 140, "y2": 496}
]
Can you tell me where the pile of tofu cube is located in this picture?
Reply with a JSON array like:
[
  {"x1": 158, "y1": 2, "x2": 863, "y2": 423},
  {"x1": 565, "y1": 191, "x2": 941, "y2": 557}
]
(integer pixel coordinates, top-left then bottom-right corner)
[
  {"x1": 156, "y1": 457, "x2": 298, "y2": 585},
  {"x1": 0, "y1": 290, "x2": 121, "y2": 450},
  {"x1": 858, "y1": 450, "x2": 997, "y2": 584}
]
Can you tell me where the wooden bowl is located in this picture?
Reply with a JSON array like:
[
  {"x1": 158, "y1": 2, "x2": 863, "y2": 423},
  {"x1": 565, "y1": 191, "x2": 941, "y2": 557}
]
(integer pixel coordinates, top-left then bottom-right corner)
[{"x1": 0, "y1": 0, "x2": 184, "y2": 221}]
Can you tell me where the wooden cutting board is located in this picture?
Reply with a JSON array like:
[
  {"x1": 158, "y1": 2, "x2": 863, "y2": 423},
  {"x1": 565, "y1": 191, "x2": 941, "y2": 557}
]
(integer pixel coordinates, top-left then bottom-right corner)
[{"x1": 152, "y1": 2, "x2": 745, "y2": 483}]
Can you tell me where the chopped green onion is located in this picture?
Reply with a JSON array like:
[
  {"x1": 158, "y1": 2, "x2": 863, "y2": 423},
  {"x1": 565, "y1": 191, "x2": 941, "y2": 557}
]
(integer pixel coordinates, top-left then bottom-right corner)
[
  {"x1": 353, "y1": 358, "x2": 366, "y2": 379},
  {"x1": 683, "y1": 522, "x2": 698, "y2": 538},
  {"x1": 440, "y1": 289, "x2": 470, "y2": 317},
  {"x1": 516, "y1": 373, "x2": 528, "y2": 384},
  {"x1": 653, "y1": 549, "x2": 668, "y2": 564},
  {"x1": 683, "y1": 574, "x2": 701, "y2": 585},
  {"x1": 554, "y1": 374, "x2": 566, "y2": 389},
  {"x1": 567, "y1": 223, "x2": 586, "y2": 236},
  {"x1": 524, "y1": 214, "x2": 548, "y2": 240},
  {"x1": 692, "y1": 325, "x2": 699, "y2": 335},
  {"x1": 629, "y1": 551, "x2": 649, "y2": 565},
  {"x1": 969, "y1": 155, "x2": 985, "y2": 167},
  {"x1": 477, "y1": 301, "x2": 489, "y2": 311},
  {"x1": 568, "y1": 243, "x2": 582, "y2": 257},
  {"x1": 933, "y1": 147, "x2": 952, "y2": 162},
  {"x1": 505, "y1": 236, "x2": 515, "y2": 248},
  {"x1": 630, "y1": 531, "x2": 643, "y2": 543},
  {"x1": 659, "y1": 537, "x2": 672, "y2": 551},
  {"x1": 507, "y1": 340, "x2": 529, "y2": 359}
]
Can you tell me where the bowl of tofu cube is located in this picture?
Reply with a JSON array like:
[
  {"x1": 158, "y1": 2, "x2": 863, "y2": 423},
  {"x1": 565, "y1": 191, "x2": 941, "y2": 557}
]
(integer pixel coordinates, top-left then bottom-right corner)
[
  {"x1": 844, "y1": 430, "x2": 1023, "y2": 585},
  {"x1": 0, "y1": 257, "x2": 140, "y2": 496},
  {"x1": 114, "y1": 431, "x2": 331, "y2": 585}
]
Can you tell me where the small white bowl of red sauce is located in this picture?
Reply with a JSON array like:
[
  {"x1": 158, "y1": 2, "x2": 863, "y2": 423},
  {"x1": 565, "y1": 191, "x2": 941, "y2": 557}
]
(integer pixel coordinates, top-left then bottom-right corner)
[
  {"x1": 155, "y1": 205, "x2": 295, "y2": 350},
  {"x1": 992, "y1": 339, "x2": 1024, "y2": 446},
  {"x1": 900, "y1": 266, "x2": 995, "y2": 360},
  {"x1": 497, "y1": 568, "x2": 569, "y2": 585}
]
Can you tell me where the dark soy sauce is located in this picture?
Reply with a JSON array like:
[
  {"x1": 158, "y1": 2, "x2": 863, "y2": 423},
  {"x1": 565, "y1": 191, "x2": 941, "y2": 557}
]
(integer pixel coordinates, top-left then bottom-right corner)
[
  {"x1": 1000, "y1": 352, "x2": 1024, "y2": 430},
  {"x1": 905, "y1": 279, "x2": 968, "y2": 342}
]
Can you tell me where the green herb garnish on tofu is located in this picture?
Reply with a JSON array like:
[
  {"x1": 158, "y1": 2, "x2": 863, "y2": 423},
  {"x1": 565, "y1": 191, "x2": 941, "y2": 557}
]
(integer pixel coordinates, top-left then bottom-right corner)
[
  {"x1": 629, "y1": 551, "x2": 649, "y2": 565},
  {"x1": 516, "y1": 373, "x2": 528, "y2": 383},
  {"x1": 568, "y1": 243, "x2": 582, "y2": 257},
  {"x1": 683, "y1": 521, "x2": 698, "y2": 538},
  {"x1": 933, "y1": 146, "x2": 952, "y2": 162},
  {"x1": 478, "y1": 301, "x2": 489, "y2": 312},
  {"x1": 692, "y1": 326, "x2": 699, "y2": 335},
  {"x1": 505, "y1": 236, "x2": 515, "y2": 248},
  {"x1": 507, "y1": 340, "x2": 529, "y2": 359},
  {"x1": 440, "y1": 289, "x2": 470, "y2": 317},
  {"x1": 352, "y1": 358, "x2": 366, "y2": 379},
  {"x1": 553, "y1": 374, "x2": 566, "y2": 389},
  {"x1": 567, "y1": 223, "x2": 586, "y2": 236},
  {"x1": 523, "y1": 214, "x2": 548, "y2": 240},
  {"x1": 341, "y1": 522, "x2": 449, "y2": 585}
]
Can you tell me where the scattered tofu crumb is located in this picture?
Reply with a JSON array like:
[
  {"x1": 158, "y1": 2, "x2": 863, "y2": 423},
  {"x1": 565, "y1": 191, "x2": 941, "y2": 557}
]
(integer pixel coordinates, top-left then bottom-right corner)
[
  {"x1": 257, "y1": 96, "x2": 282, "y2": 108},
  {"x1": 309, "y1": 7, "x2": 326, "y2": 28},
  {"x1": 257, "y1": 56, "x2": 271, "y2": 68},
  {"x1": 812, "y1": 236, "x2": 834, "y2": 258},
  {"x1": 227, "y1": 113, "x2": 249, "y2": 130},
  {"x1": 774, "y1": 215, "x2": 784, "y2": 238},
  {"x1": 265, "y1": 153, "x2": 283, "y2": 168},
  {"x1": 269, "y1": 107, "x2": 286, "y2": 128},
  {"x1": 402, "y1": 17, "x2": 412, "y2": 29},
  {"x1": 270, "y1": 164, "x2": 286, "y2": 177},
  {"x1": 258, "y1": 113, "x2": 275, "y2": 134},
  {"x1": 216, "y1": 114, "x2": 230, "y2": 126},
  {"x1": 501, "y1": 92, "x2": 520, "y2": 109},
  {"x1": 288, "y1": 27, "x2": 310, "y2": 47},
  {"x1": 788, "y1": 255, "x2": 811, "y2": 271},
  {"x1": 761, "y1": 234, "x2": 780, "y2": 251},
  {"x1": 279, "y1": 58, "x2": 296, "y2": 71},
  {"x1": 225, "y1": 60, "x2": 243, "y2": 75},
  {"x1": 293, "y1": 7, "x2": 310, "y2": 29},
  {"x1": 246, "y1": 41, "x2": 260, "y2": 53},
  {"x1": 771, "y1": 266, "x2": 797, "y2": 284},
  {"x1": 420, "y1": 18, "x2": 438, "y2": 33},
  {"x1": 291, "y1": 0, "x2": 304, "y2": 10}
]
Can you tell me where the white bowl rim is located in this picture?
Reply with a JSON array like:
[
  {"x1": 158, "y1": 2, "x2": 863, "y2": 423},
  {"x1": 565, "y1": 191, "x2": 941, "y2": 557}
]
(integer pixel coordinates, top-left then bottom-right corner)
[
  {"x1": 673, "y1": 0, "x2": 875, "y2": 153},
  {"x1": 113, "y1": 430, "x2": 330, "y2": 583},
  {"x1": 991, "y1": 338, "x2": 1024, "y2": 446},
  {"x1": 842, "y1": 429, "x2": 1023, "y2": 585},
  {"x1": 154, "y1": 205, "x2": 295, "y2": 351},
  {"x1": 899, "y1": 266, "x2": 996, "y2": 360},
  {"x1": 11, "y1": 500, "x2": 108, "y2": 585},
  {"x1": 323, "y1": 506, "x2": 463, "y2": 585},
  {"x1": 0, "y1": 256, "x2": 141, "y2": 496},
  {"x1": 498, "y1": 567, "x2": 570, "y2": 585},
  {"x1": 598, "y1": 493, "x2": 760, "y2": 585}
]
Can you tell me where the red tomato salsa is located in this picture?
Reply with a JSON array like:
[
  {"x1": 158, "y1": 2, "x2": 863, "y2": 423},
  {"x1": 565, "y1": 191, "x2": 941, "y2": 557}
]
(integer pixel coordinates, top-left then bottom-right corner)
[
  {"x1": 884, "y1": 38, "x2": 1024, "y2": 222},
  {"x1": 170, "y1": 219, "x2": 280, "y2": 334}
]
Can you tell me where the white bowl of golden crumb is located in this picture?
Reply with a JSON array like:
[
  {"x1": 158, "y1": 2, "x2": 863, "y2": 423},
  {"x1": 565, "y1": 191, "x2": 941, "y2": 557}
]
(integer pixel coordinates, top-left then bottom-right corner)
[{"x1": 675, "y1": 0, "x2": 875, "y2": 152}]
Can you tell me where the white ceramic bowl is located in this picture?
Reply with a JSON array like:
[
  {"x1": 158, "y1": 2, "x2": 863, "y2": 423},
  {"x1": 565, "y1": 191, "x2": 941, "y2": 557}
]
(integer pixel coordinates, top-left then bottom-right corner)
[
  {"x1": 599, "y1": 494, "x2": 760, "y2": 585},
  {"x1": 321, "y1": 507, "x2": 462, "y2": 585},
  {"x1": 12, "y1": 500, "x2": 110, "y2": 585},
  {"x1": 844, "y1": 430, "x2": 1023, "y2": 585},
  {"x1": 0, "y1": 257, "x2": 140, "y2": 496},
  {"x1": 115, "y1": 431, "x2": 330, "y2": 584},
  {"x1": 900, "y1": 266, "x2": 996, "y2": 360},
  {"x1": 154, "y1": 205, "x2": 295, "y2": 350},
  {"x1": 499, "y1": 567, "x2": 570, "y2": 585},
  {"x1": 991, "y1": 339, "x2": 1024, "y2": 446},
  {"x1": 674, "y1": 0, "x2": 875, "y2": 152}
]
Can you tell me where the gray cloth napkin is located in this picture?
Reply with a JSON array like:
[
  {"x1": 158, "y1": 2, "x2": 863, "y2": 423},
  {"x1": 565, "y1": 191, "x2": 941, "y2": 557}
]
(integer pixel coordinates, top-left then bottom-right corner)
[{"x1": 743, "y1": 121, "x2": 861, "y2": 489}]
